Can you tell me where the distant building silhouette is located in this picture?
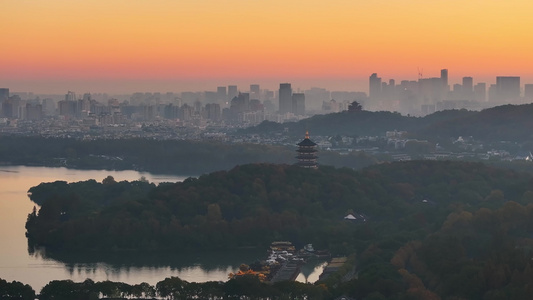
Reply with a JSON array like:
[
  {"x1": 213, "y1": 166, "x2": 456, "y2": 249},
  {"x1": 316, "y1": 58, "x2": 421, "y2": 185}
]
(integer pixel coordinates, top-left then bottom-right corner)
[
  {"x1": 279, "y1": 83, "x2": 292, "y2": 114},
  {"x1": 440, "y1": 69, "x2": 448, "y2": 91},
  {"x1": 0, "y1": 88, "x2": 9, "y2": 116},
  {"x1": 462, "y1": 77, "x2": 473, "y2": 91},
  {"x1": 296, "y1": 131, "x2": 318, "y2": 169},
  {"x1": 25, "y1": 103, "x2": 43, "y2": 121},
  {"x1": 0, "y1": 88, "x2": 8, "y2": 103},
  {"x1": 474, "y1": 83, "x2": 487, "y2": 101},
  {"x1": 496, "y1": 76, "x2": 520, "y2": 101},
  {"x1": 369, "y1": 73, "x2": 382, "y2": 100},
  {"x1": 292, "y1": 93, "x2": 305, "y2": 116},
  {"x1": 217, "y1": 86, "x2": 227, "y2": 103},
  {"x1": 228, "y1": 85, "x2": 238, "y2": 102},
  {"x1": 250, "y1": 84, "x2": 260, "y2": 100},
  {"x1": 205, "y1": 103, "x2": 221, "y2": 121},
  {"x1": 525, "y1": 84, "x2": 533, "y2": 101}
]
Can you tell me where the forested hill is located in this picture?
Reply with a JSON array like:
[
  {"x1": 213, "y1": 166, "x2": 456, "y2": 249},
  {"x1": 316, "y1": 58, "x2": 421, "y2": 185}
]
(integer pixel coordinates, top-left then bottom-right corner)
[
  {"x1": 420, "y1": 103, "x2": 533, "y2": 141},
  {"x1": 0, "y1": 136, "x2": 377, "y2": 174},
  {"x1": 26, "y1": 160, "x2": 533, "y2": 254},
  {"x1": 241, "y1": 103, "x2": 533, "y2": 142}
]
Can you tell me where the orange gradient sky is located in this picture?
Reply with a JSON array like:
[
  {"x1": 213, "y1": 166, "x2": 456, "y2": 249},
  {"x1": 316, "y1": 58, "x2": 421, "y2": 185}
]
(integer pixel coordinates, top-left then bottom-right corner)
[{"x1": 2, "y1": 0, "x2": 533, "y2": 93}]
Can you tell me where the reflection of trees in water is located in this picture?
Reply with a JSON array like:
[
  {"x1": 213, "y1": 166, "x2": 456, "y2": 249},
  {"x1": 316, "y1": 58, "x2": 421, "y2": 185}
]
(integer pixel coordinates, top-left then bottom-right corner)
[{"x1": 29, "y1": 245, "x2": 265, "y2": 276}]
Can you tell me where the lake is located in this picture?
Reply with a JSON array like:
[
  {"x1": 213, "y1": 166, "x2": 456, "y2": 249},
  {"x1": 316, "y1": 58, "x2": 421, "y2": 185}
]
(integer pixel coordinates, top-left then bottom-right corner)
[{"x1": 0, "y1": 166, "x2": 325, "y2": 292}]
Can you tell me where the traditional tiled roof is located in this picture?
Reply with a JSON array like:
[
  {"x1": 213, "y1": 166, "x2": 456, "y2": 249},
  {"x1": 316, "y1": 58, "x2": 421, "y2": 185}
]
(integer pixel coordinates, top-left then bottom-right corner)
[{"x1": 297, "y1": 131, "x2": 317, "y2": 146}]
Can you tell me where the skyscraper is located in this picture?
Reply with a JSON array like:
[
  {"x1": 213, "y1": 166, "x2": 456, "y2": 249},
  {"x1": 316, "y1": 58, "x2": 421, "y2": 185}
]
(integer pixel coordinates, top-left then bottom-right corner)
[
  {"x1": 524, "y1": 84, "x2": 533, "y2": 100},
  {"x1": 217, "y1": 86, "x2": 227, "y2": 103},
  {"x1": 440, "y1": 69, "x2": 448, "y2": 91},
  {"x1": 0, "y1": 88, "x2": 8, "y2": 103},
  {"x1": 496, "y1": 76, "x2": 520, "y2": 100},
  {"x1": 0, "y1": 88, "x2": 8, "y2": 116},
  {"x1": 474, "y1": 83, "x2": 487, "y2": 101},
  {"x1": 228, "y1": 85, "x2": 238, "y2": 101},
  {"x1": 65, "y1": 91, "x2": 77, "y2": 101},
  {"x1": 250, "y1": 84, "x2": 260, "y2": 100},
  {"x1": 462, "y1": 77, "x2": 473, "y2": 93},
  {"x1": 369, "y1": 73, "x2": 382, "y2": 99},
  {"x1": 279, "y1": 83, "x2": 292, "y2": 114},
  {"x1": 292, "y1": 93, "x2": 305, "y2": 116},
  {"x1": 462, "y1": 77, "x2": 473, "y2": 99}
]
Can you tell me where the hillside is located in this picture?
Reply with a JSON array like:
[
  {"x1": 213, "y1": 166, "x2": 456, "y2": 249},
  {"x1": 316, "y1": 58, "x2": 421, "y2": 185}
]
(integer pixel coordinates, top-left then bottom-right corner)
[
  {"x1": 420, "y1": 103, "x2": 533, "y2": 141},
  {"x1": 241, "y1": 104, "x2": 533, "y2": 142}
]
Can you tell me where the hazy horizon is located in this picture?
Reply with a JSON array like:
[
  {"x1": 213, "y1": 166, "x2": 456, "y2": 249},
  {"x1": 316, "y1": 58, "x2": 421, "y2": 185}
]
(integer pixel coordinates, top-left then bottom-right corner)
[
  {"x1": 3, "y1": 1, "x2": 533, "y2": 95},
  {"x1": 4, "y1": 73, "x2": 533, "y2": 95}
]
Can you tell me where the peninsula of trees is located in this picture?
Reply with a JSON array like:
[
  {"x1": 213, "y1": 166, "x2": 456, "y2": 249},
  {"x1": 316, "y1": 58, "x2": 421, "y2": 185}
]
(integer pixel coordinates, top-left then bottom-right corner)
[
  {"x1": 24, "y1": 161, "x2": 533, "y2": 299},
  {"x1": 22, "y1": 160, "x2": 533, "y2": 299}
]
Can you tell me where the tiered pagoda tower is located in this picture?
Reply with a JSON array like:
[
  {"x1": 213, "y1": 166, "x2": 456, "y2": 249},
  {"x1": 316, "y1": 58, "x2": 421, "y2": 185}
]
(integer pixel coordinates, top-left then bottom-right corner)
[{"x1": 296, "y1": 131, "x2": 318, "y2": 169}]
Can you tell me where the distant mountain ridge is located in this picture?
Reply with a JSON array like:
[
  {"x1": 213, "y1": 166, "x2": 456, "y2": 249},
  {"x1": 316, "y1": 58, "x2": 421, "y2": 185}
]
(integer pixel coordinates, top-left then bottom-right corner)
[{"x1": 242, "y1": 103, "x2": 533, "y2": 142}]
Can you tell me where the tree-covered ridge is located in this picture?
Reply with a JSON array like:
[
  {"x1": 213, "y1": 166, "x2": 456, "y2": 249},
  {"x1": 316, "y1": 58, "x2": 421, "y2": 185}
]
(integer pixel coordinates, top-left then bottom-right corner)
[
  {"x1": 388, "y1": 202, "x2": 533, "y2": 300},
  {"x1": 0, "y1": 136, "x2": 378, "y2": 175},
  {"x1": 26, "y1": 161, "x2": 533, "y2": 254},
  {"x1": 242, "y1": 110, "x2": 418, "y2": 137},
  {"x1": 420, "y1": 103, "x2": 533, "y2": 141},
  {"x1": 242, "y1": 103, "x2": 533, "y2": 142}
]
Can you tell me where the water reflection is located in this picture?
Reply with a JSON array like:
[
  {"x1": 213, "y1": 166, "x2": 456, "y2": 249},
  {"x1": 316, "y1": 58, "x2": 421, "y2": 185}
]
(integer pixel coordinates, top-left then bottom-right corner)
[
  {"x1": 29, "y1": 246, "x2": 265, "y2": 274},
  {"x1": 0, "y1": 165, "x2": 324, "y2": 291}
]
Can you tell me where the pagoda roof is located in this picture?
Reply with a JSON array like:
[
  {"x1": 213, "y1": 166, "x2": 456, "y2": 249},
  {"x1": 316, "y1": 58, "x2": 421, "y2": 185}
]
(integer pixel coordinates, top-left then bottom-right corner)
[
  {"x1": 297, "y1": 131, "x2": 317, "y2": 147},
  {"x1": 298, "y1": 138, "x2": 317, "y2": 146}
]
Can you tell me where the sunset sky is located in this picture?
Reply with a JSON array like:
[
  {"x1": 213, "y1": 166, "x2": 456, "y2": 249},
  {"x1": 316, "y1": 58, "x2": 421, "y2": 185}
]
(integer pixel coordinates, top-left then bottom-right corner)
[{"x1": 2, "y1": 0, "x2": 533, "y2": 93}]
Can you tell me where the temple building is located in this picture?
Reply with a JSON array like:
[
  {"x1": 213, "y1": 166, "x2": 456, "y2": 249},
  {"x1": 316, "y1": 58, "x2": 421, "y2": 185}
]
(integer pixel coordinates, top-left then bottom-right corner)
[{"x1": 296, "y1": 131, "x2": 318, "y2": 169}]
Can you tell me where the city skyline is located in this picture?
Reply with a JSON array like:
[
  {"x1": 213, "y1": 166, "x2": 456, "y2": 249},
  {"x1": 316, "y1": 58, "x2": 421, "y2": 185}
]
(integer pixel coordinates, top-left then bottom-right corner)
[{"x1": 3, "y1": 0, "x2": 533, "y2": 93}]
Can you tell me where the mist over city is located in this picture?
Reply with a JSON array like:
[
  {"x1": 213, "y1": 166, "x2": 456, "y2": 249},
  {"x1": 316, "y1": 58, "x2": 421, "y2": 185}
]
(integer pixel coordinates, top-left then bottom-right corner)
[
  {"x1": 2, "y1": 69, "x2": 533, "y2": 129},
  {"x1": 3, "y1": 1, "x2": 533, "y2": 299}
]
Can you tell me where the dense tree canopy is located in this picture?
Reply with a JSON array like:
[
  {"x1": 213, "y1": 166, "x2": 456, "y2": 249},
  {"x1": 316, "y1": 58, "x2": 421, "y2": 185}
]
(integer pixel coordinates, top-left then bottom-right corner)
[
  {"x1": 26, "y1": 161, "x2": 533, "y2": 254},
  {"x1": 19, "y1": 160, "x2": 533, "y2": 299}
]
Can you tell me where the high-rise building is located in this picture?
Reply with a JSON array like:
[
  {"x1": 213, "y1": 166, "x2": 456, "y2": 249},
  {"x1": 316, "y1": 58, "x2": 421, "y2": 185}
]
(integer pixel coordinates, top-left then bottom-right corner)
[
  {"x1": 228, "y1": 85, "x2": 238, "y2": 101},
  {"x1": 58, "y1": 100, "x2": 78, "y2": 118},
  {"x1": 279, "y1": 83, "x2": 292, "y2": 114},
  {"x1": 496, "y1": 76, "x2": 520, "y2": 100},
  {"x1": 419, "y1": 77, "x2": 444, "y2": 104},
  {"x1": 230, "y1": 92, "x2": 249, "y2": 113},
  {"x1": 217, "y1": 86, "x2": 227, "y2": 103},
  {"x1": 205, "y1": 103, "x2": 221, "y2": 121},
  {"x1": 474, "y1": 83, "x2": 487, "y2": 101},
  {"x1": 65, "y1": 91, "x2": 76, "y2": 101},
  {"x1": 369, "y1": 73, "x2": 382, "y2": 99},
  {"x1": 25, "y1": 103, "x2": 43, "y2": 121},
  {"x1": 462, "y1": 77, "x2": 473, "y2": 93},
  {"x1": 0, "y1": 88, "x2": 8, "y2": 116},
  {"x1": 525, "y1": 84, "x2": 533, "y2": 100},
  {"x1": 488, "y1": 84, "x2": 498, "y2": 102},
  {"x1": 250, "y1": 84, "x2": 260, "y2": 100},
  {"x1": 292, "y1": 93, "x2": 305, "y2": 116},
  {"x1": 0, "y1": 88, "x2": 8, "y2": 103},
  {"x1": 441, "y1": 69, "x2": 448, "y2": 91}
]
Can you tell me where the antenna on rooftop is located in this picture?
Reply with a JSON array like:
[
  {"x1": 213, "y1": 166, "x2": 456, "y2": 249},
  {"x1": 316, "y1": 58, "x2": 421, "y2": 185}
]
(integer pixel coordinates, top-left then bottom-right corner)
[{"x1": 417, "y1": 67, "x2": 423, "y2": 80}]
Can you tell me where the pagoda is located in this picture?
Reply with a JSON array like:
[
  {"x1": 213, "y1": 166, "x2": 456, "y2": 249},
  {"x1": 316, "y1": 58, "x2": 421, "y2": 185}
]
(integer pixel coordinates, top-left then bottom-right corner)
[{"x1": 296, "y1": 131, "x2": 318, "y2": 169}]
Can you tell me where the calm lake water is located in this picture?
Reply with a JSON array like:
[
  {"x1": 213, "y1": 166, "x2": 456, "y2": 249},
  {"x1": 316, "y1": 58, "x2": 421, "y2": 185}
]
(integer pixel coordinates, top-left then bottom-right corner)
[{"x1": 0, "y1": 166, "x2": 325, "y2": 292}]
